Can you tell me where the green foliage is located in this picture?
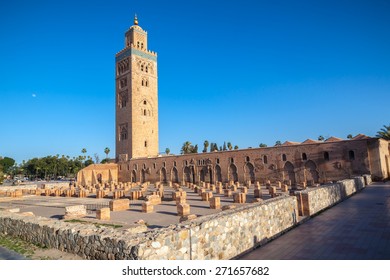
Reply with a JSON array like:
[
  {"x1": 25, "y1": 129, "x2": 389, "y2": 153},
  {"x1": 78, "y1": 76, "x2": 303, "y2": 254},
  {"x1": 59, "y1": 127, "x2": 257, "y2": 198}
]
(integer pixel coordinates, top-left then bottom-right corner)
[
  {"x1": 0, "y1": 169, "x2": 4, "y2": 184},
  {"x1": 203, "y1": 140, "x2": 209, "y2": 153},
  {"x1": 347, "y1": 134, "x2": 353, "y2": 139},
  {"x1": 104, "y1": 147, "x2": 110, "y2": 158},
  {"x1": 318, "y1": 135, "x2": 325, "y2": 141},
  {"x1": 101, "y1": 158, "x2": 110, "y2": 164},
  {"x1": 180, "y1": 142, "x2": 199, "y2": 154},
  {"x1": 0, "y1": 157, "x2": 15, "y2": 174},
  {"x1": 376, "y1": 124, "x2": 390, "y2": 140},
  {"x1": 227, "y1": 142, "x2": 232, "y2": 151},
  {"x1": 259, "y1": 143, "x2": 268, "y2": 148},
  {"x1": 84, "y1": 159, "x2": 94, "y2": 166},
  {"x1": 275, "y1": 141, "x2": 282, "y2": 146},
  {"x1": 234, "y1": 145, "x2": 239, "y2": 150},
  {"x1": 165, "y1": 148, "x2": 170, "y2": 155},
  {"x1": 22, "y1": 155, "x2": 84, "y2": 179}
]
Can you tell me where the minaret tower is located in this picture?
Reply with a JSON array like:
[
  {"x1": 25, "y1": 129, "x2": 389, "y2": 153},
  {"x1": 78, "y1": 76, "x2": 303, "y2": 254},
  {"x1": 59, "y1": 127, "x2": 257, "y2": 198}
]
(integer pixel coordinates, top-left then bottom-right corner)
[{"x1": 115, "y1": 15, "x2": 158, "y2": 161}]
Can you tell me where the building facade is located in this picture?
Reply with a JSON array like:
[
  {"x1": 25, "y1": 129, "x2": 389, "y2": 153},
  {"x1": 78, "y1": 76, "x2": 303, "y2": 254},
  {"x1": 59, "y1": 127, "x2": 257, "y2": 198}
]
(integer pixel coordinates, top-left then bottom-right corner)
[
  {"x1": 78, "y1": 17, "x2": 390, "y2": 187},
  {"x1": 115, "y1": 16, "x2": 159, "y2": 161}
]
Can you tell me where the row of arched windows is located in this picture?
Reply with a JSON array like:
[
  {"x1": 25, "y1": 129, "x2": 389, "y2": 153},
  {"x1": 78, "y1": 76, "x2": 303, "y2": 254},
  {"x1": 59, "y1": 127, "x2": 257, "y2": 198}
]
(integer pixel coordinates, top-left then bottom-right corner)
[
  {"x1": 141, "y1": 78, "x2": 149, "y2": 87},
  {"x1": 117, "y1": 59, "x2": 129, "y2": 76}
]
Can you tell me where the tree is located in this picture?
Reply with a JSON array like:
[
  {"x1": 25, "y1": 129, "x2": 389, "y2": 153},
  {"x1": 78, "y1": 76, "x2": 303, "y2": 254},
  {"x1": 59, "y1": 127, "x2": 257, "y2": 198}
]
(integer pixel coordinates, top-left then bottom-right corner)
[
  {"x1": 227, "y1": 142, "x2": 232, "y2": 151},
  {"x1": 104, "y1": 147, "x2": 110, "y2": 159},
  {"x1": 84, "y1": 159, "x2": 94, "y2": 167},
  {"x1": 318, "y1": 135, "x2": 325, "y2": 141},
  {"x1": 259, "y1": 143, "x2": 267, "y2": 148},
  {"x1": 376, "y1": 124, "x2": 390, "y2": 140},
  {"x1": 0, "y1": 157, "x2": 16, "y2": 174},
  {"x1": 165, "y1": 148, "x2": 170, "y2": 155},
  {"x1": 275, "y1": 141, "x2": 282, "y2": 146},
  {"x1": 81, "y1": 148, "x2": 87, "y2": 161},
  {"x1": 223, "y1": 142, "x2": 227, "y2": 151},
  {"x1": 203, "y1": 140, "x2": 209, "y2": 153},
  {"x1": 347, "y1": 134, "x2": 353, "y2": 139},
  {"x1": 193, "y1": 144, "x2": 198, "y2": 153},
  {"x1": 234, "y1": 145, "x2": 239, "y2": 150},
  {"x1": 94, "y1": 153, "x2": 100, "y2": 164},
  {"x1": 181, "y1": 141, "x2": 193, "y2": 154}
]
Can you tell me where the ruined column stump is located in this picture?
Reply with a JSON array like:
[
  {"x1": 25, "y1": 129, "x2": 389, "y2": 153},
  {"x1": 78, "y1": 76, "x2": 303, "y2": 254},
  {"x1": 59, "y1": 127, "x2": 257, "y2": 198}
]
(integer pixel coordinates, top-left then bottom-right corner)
[
  {"x1": 201, "y1": 191, "x2": 213, "y2": 201},
  {"x1": 233, "y1": 192, "x2": 246, "y2": 203},
  {"x1": 177, "y1": 203, "x2": 190, "y2": 216},
  {"x1": 210, "y1": 197, "x2": 221, "y2": 209},
  {"x1": 96, "y1": 207, "x2": 110, "y2": 220},
  {"x1": 142, "y1": 202, "x2": 154, "y2": 213},
  {"x1": 109, "y1": 198, "x2": 130, "y2": 212}
]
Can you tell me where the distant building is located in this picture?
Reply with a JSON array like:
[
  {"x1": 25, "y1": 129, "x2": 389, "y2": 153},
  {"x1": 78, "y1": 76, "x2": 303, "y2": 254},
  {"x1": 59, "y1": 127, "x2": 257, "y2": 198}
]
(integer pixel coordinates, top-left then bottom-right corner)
[{"x1": 78, "y1": 17, "x2": 390, "y2": 186}]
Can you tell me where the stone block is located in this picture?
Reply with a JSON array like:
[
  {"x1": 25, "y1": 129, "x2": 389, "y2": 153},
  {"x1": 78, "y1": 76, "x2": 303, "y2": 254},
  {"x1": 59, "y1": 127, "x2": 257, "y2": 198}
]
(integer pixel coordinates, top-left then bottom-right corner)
[
  {"x1": 216, "y1": 186, "x2": 224, "y2": 194},
  {"x1": 109, "y1": 199, "x2": 130, "y2": 212},
  {"x1": 96, "y1": 207, "x2": 110, "y2": 220},
  {"x1": 142, "y1": 202, "x2": 154, "y2": 213},
  {"x1": 240, "y1": 187, "x2": 248, "y2": 194},
  {"x1": 64, "y1": 205, "x2": 87, "y2": 219},
  {"x1": 222, "y1": 205, "x2": 236, "y2": 211},
  {"x1": 198, "y1": 188, "x2": 206, "y2": 196},
  {"x1": 201, "y1": 191, "x2": 213, "y2": 201},
  {"x1": 179, "y1": 214, "x2": 197, "y2": 222},
  {"x1": 96, "y1": 190, "x2": 105, "y2": 199},
  {"x1": 224, "y1": 189, "x2": 232, "y2": 197},
  {"x1": 146, "y1": 194, "x2": 161, "y2": 205},
  {"x1": 254, "y1": 189, "x2": 263, "y2": 199},
  {"x1": 252, "y1": 198, "x2": 263, "y2": 203},
  {"x1": 176, "y1": 196, "x2": 186, "y2": 205},
  {"x1": 210, "y1": 197, "x2": 220, "y2": 209},
  {"x1": 177, "y1": 203, "x2": 190, "y2": 216},
  {"x1": 233, "y1": 192, "x2": 246, "y2": 203},
  {"x1": 281, "y1": 184, "x2": 289, "y2": 192}
]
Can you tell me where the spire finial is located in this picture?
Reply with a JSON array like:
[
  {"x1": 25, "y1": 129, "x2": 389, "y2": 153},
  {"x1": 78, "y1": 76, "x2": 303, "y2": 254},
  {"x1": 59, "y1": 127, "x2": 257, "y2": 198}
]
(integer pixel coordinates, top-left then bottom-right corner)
[{"x1": 134, "y1": 14, "x2": 138, "y2": 25}]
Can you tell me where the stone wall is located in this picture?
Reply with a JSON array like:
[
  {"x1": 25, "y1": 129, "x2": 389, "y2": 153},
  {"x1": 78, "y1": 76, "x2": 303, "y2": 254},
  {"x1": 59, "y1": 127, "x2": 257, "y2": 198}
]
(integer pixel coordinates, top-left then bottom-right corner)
[
  {"x1": 0, "y1": 195, "x2": 298, "y2": 260},
  {"x1": 295, "y1": 176, "x2": 367, "y2": 216}
]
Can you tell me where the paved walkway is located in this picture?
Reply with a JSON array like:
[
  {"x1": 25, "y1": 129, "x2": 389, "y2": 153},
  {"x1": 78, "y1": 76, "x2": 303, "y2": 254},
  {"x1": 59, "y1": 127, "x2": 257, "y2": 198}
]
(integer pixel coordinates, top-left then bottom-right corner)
[{"x1": 239, "y1": 181, "x2": 390, "y2": 260}]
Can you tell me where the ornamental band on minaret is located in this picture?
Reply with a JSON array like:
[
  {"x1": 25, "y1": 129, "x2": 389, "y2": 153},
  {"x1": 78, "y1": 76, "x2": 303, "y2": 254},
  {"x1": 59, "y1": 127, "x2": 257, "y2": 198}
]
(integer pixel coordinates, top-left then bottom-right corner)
[{"x1": 115, "y1": 15, "x2": 159, "y2": 161}]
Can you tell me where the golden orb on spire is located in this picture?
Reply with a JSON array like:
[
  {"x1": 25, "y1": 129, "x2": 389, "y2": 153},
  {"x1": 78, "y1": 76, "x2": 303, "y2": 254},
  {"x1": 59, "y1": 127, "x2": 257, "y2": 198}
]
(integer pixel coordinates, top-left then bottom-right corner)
[{"x1": 134, "y1": 14, "x2": 138, "y2": 25}]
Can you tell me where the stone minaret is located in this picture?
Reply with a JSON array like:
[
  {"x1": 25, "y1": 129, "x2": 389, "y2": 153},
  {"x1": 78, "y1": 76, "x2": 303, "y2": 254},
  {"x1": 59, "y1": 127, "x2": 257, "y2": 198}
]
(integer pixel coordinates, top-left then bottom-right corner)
[{"x1": 115, "y1": 15, "x2": 158, "y2": 161}]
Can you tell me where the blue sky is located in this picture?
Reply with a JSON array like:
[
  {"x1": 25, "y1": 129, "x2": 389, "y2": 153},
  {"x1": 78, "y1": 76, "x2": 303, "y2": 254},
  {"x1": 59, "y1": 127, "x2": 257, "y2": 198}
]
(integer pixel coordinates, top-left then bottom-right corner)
[{"x1": 1, "y1": 0, "x2": 389, "y2": 163}]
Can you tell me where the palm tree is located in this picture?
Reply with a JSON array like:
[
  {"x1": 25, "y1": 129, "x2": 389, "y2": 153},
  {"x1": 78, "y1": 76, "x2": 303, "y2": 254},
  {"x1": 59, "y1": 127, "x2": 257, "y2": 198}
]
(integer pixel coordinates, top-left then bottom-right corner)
[
  {"x1": 259, "y1": 143, "x2": 267, "y2": 148},
  {"x1": 104, "y1": 147, "x2": 110, "y2": 159},
  {"x1": 234, "y1": 145, "x2": 239, "y2": 150},
  {"x1": 165, "y1": 148, "x2": 170, "y2": 155},
  {"x1": 376, "y1": 124, "x2": 390, "y2": 140},
  {"x1": 318, "y1": 135, "x2": 325, "y2": 141},
  {"x1": 347, "y1": 134, "x2": 353, "y2": 139},
  {"x1": 275, "y1": 141, "x2": 282, "y2": 146},
  {"x1": 203, "y1": 140, "x2": 209, "y2": 153},
  {"x1": 181, "y1": 141, "x2": 192, "y2": 154},
  {"x1": 227, "y1": 142, "x2": 232, "y2": 151},
  {"x1": 81, "y1": 148, "x2": 87, "y2": 162}
]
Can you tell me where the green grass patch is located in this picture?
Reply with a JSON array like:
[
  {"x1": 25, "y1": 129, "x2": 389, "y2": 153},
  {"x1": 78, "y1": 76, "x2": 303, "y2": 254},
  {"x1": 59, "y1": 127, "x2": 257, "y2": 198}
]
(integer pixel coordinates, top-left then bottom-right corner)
[{"x1": 0, "y1": 234, "x2": 38, "y2": 259}]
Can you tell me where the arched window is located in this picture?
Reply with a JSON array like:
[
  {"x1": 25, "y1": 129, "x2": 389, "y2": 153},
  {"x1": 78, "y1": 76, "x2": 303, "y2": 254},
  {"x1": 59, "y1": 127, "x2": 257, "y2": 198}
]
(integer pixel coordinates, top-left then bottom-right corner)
[
  {"x1": 174, "y1": 161, "x2": 177, "y2": 167},
  {"x1": 144, "y1": 141, "x2": 148, "y2": 147},
  {"x1": 245, "y1": 156, "x2": 250, "y2": 162},
  {"x1": 324, "y1": 151, "x2": 330, "y2": 161},
  {"x1": 141, "y1": 80, "x2": 144, "y2": 86},
  {"x1": 137, "y1": 42, "x2": 140, "y2": 48},
  {"x1": 216, "y1": 158, "x2": 220, "y2": 164},
  {"x1": 263, "y1": 155, "x2": 268, "y2": 164},
  {"x1": 145, "y1": 66, "x2": 148, "y2": 73},
  {"x1": 143, "y1": 109, "x2": 147, "y2": 116},
  {"x1": 145, "y1": 80, "x2": 148, "y2": 87},
  {"x1": 143, "y1": 163, "x2": 146, "y2": 169},
  {"x1": 349, "y1": 150, "x2": 355, "y2": 160},
  {"x1": 163, "y1": 162, "x2": 166, "y2": 167},
  {"x1": 140, "y1": 64, "x2": 144, "y2": 71},
  {"x1": 282, "y1": 154, "x2": 287, "y2": 161},
  {"x1": 153, "y1": 163, "x2": 156, "y2": 169},
  {"x1": 302, "y1": 153, "x2": 307, "y2": 161},
  {"x1": 141, "y1": 43, "x2": 144, "y2": 49},
  {"x1": 143, "y1": 100, "x2": 147, "y2": 105},
  {"x1": 230, "y1": 158, "x2": 234, "y2": 163}
]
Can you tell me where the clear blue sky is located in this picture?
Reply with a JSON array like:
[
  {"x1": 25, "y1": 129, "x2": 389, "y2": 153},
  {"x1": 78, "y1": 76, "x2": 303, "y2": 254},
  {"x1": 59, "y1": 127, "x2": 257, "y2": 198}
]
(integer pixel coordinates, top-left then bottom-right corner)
[{"x1": 1, "y1": 0, "x2": 389, "y2": 163}]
